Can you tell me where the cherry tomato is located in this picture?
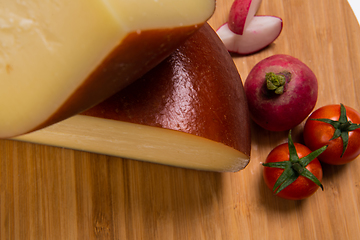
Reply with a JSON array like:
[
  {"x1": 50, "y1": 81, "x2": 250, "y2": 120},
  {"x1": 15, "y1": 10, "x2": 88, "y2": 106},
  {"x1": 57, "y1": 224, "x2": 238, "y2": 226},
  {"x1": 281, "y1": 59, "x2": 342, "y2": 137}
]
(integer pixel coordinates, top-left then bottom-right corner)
[
  {"x1": 263, "y1": 131, "x2": 325, "y2": 200},
  {"x1": 303, "y1": 104, "x2": 360, "y2": 165}
]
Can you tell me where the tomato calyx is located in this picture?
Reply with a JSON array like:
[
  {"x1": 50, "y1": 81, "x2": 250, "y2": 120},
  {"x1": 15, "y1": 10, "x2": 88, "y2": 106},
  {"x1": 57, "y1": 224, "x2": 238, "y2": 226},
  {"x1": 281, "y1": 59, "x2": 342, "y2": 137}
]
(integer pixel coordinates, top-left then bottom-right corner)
[
  {"x1": 311, "y1": 103, "x2": 360, "y2": 157},
  {"x1": 262, "y1": 131, "x2": 327, "y2": 195}
]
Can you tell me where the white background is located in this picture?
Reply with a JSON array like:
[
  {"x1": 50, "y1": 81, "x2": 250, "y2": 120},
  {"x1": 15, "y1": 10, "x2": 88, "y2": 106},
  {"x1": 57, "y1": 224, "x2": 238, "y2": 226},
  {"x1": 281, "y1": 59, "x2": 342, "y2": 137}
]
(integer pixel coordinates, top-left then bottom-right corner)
[{"x1": 348, "y1": 0, "x2": 360, "y2": 24}]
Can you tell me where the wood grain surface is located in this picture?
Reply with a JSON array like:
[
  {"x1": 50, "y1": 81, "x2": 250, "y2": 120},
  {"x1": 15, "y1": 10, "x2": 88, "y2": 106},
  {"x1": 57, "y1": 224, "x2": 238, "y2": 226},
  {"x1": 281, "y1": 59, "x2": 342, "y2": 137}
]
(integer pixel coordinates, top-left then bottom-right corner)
[{"x1": 1, "y1": 0, "x2": 360, "y2": 239}]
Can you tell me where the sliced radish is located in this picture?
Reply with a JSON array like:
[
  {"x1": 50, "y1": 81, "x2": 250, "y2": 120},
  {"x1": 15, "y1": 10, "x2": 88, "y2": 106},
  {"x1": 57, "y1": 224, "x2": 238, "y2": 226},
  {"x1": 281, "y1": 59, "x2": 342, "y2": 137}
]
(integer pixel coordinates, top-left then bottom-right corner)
[
  {"x1": 217, "y1": 16, "x2": 283, "y2": 55},
  {"x1": 228, "y1": 0, "x2": 263, "y2": 35}
]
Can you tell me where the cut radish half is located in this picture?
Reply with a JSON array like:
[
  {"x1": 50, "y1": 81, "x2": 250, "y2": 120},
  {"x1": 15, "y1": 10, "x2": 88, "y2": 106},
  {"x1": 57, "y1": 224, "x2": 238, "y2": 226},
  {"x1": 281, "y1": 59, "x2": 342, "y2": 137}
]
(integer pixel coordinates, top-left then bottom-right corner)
[
  {"x1": 228, "y1": 0, "x2": 263, "y2": 35},
  {"x1": 217, "y1": 16, "x2": 283, "y2": 55}
]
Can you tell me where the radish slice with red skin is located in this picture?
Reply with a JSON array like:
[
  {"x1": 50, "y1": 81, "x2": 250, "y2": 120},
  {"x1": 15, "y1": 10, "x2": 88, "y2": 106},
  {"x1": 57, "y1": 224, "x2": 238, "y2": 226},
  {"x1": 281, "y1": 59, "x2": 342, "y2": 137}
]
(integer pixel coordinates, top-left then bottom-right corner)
[
  {"x1": 217, "y1": 16, "x2": 283, "y2": 55},
  {"x1": 228, "y1": 0, "x2": 263, "y2": 35}
]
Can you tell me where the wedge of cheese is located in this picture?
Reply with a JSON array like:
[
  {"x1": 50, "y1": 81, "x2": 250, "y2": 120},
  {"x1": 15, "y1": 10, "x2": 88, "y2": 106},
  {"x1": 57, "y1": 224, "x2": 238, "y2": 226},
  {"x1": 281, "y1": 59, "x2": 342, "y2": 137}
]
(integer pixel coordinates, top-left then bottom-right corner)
[
  {"x1": 14, "y1": 23, "x2": 251, "y2": 172},
  {"x1": 0, "y1": 0, "x2": 215, "y2": 138}
]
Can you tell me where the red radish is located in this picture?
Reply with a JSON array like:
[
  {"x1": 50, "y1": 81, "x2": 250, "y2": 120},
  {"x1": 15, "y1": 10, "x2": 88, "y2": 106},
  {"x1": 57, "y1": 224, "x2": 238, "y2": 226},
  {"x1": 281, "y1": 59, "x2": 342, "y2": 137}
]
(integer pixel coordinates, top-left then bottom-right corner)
[
  {"x1": 228, "y1": 0, "x2": 263, "y2": 35},
  {"x1": 244, "y1": 54, "x2": 318, "y2": 132},
  {"x1": 217, "y1": 16, "x2": 283, "y2": 55}
]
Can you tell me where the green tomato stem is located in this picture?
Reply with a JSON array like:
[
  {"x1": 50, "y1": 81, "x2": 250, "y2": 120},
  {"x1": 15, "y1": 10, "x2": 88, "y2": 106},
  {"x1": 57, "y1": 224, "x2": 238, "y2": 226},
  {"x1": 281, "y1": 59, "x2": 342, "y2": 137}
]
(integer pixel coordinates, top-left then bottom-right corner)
[{"x1": 292, "y1": 162, "x2": 304, "y2": 174}]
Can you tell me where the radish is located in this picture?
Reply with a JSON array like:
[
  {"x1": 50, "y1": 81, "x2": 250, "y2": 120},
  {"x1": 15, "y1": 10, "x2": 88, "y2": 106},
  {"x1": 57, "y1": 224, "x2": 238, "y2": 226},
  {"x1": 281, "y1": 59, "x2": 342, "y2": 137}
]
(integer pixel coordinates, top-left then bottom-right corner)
[
  {"x1": 228, "y1": 0, "x2": 263, "y2": 35},
  {"x1": 217, "y1": 16, "x2": 283, "y2": 55},
  {"x1": 244, "y1": 54, "x2": 318, "y2": 132}
]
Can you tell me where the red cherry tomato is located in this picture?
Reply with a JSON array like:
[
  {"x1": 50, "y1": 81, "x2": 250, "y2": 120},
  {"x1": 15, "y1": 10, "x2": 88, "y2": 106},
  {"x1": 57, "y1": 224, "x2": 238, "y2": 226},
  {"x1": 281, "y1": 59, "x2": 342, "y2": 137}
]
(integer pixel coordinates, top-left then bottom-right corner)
[
  {"x1": 303, "y1": 104, "x2": 360, "y2": 165},
  {"x1": 263, "y1": 142, "x2": 323, "y2": 200},
  {"x1": 263, "y1": 131, "x2": 325, "y2": 200}
]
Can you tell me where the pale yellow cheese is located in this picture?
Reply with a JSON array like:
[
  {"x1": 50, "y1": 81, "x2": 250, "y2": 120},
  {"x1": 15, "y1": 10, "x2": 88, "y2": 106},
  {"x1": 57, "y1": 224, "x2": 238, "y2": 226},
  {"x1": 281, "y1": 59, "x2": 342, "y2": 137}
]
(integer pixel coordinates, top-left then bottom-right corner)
[
  {"x1": 14, "y1": 115, "x2": 250, "y2": 172},
  {"x1": 0, "y1": 0, "x2": 215, "y2": 138}
]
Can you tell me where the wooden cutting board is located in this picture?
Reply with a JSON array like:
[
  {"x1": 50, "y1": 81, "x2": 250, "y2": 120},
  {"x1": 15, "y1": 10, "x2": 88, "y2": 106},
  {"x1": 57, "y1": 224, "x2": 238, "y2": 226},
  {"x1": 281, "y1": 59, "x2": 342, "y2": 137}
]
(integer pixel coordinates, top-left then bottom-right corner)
[{"x1": 1, "y1": 0, "x2": 359, "y2": 239}]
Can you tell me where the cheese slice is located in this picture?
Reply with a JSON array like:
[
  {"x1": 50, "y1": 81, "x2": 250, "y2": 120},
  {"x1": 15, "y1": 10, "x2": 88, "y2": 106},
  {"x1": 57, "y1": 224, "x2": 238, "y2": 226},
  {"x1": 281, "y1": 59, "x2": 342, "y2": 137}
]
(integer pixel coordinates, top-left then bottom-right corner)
[
  {"x1": 14, "y1": 24, "x2": 251, "y2": 172},
  {"x1": 0, "y1": 0, "x2": 215, "y2": 138},
  {"x1": 15, "y1": 116, "x2": 249, "y2": 172}
]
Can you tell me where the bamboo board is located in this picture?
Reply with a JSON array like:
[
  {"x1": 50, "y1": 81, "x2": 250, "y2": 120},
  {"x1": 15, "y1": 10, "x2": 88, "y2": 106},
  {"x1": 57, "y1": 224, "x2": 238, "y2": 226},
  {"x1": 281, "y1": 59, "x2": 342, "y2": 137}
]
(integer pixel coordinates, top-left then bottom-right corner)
[{"x1": 1, "y1": 0, "x2": 360, "y2": 239}]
